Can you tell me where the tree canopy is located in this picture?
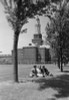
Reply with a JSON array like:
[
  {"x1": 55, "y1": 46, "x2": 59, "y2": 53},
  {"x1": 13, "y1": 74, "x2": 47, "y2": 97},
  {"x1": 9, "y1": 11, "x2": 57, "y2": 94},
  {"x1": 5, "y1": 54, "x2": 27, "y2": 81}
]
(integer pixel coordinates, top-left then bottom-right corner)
[
  {"x1": 46, "y1": 0, "x2": 69, "y2": 71},
  {"x1": 0, "y1": 0, "x2": 51, "y2": 82}
]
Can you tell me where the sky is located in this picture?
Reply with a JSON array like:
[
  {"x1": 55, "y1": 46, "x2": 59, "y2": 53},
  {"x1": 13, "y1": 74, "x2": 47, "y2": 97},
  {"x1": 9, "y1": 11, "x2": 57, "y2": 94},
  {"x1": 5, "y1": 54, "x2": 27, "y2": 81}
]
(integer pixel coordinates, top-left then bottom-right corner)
[{"x1": 0, "y1": 3, "x2": 49, "y2": 55}]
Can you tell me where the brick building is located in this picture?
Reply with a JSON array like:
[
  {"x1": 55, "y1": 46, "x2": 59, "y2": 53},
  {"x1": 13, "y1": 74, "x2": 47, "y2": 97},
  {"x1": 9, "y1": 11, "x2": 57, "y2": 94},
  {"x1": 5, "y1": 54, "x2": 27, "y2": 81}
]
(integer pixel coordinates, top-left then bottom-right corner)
[{"x1": 12, "y1": 17, "x2": 51, "y2": 64}]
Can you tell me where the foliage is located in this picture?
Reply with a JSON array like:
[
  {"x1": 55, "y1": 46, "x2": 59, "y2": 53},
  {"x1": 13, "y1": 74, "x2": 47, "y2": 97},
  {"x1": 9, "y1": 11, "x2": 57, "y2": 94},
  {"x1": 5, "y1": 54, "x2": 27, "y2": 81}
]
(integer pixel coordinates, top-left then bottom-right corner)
[
  {"x1": 46, "y1": 0, "x2": 69, "y2": 70},
  {"x1": 0, "y1": 0, "x2": 50, "y2": 32},
  {"x1": 0, "y1": 0, "x2": 51, "y2": 82}
]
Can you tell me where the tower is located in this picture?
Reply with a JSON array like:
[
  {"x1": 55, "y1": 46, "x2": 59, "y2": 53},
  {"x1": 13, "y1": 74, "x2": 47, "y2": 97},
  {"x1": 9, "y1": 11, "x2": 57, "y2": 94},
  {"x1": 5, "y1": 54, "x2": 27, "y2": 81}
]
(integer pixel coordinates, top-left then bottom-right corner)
[
  {"x1": 32, "y1": 17, "x2": 43, "y2": 46},
  {"x1": 15, "y1": 16, "x2": 51, "y2": 64}
]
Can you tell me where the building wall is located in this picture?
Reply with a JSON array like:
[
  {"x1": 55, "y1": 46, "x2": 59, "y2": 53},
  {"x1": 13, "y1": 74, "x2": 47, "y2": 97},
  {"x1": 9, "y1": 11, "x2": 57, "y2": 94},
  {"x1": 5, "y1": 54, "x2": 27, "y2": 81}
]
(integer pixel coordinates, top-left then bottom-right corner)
[
  {"x1": 18, "y1": 49, "x2": 24, "y2": 64},
  {"x1": 12, "y1": 46, "x2": 51, "y2": 64},
  {"x1": 0, "y1": 47, "x2": 51, "y2": 64},
  {"x1": 45, "y1": 48, "x2": 51, "y2": 62},
  {"x1": 37, "y1": 48, "x2": 51, "y2": 64},
  {"x1": 38, "y1": 48, "x2": 46, "y2": 64},
  {"x1": 22, "y1": 47, "x2": 37, "y2": 64}
]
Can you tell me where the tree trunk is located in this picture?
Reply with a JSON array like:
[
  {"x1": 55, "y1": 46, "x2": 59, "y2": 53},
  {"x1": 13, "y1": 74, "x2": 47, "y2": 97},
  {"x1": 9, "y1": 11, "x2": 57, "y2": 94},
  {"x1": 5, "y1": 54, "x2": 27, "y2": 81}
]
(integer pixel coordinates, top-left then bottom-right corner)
[
  {"x1": 57, "y1": 51, "x2": 60, "y2": 69},
  {"x1": 60, "y1": 61, "x2": 63, "y2": 72},
  {"x1": 13, "y1": 31, "x2": 19, "y2": 82},
  {"x1": 60, "y1": 47, "x2": 63, "y2": 72},
  {"x1": 57, "y1": 56, "x2": 60, "y2": 69}
]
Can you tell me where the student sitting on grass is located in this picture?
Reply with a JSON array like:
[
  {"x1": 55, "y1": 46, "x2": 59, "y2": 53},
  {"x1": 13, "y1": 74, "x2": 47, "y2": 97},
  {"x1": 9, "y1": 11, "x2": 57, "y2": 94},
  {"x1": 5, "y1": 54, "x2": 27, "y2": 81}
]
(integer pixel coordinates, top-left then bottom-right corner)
[
  {"x1": 30, "y1": 65, "x2": 38, "y2": 77},
  {"x1": 30, "y1": 65, "x2": 53, "y2": 77},
  {"x1": 42, "y1": 66, "x2": 53, "y2": 76},
  {"x1": 42, "y1": 66, "x2": 49, "y2": 76},
  {"x1": 30, "y1": 65, "x2": 43, "y2": 77},
  {"x1": 36, "y1": 66, "x2": 43, "y2": 77}
]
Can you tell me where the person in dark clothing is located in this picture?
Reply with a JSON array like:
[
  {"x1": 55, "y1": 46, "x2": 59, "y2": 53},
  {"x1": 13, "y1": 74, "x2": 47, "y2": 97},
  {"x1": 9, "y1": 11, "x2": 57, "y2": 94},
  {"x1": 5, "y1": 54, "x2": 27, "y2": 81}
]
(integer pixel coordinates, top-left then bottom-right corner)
[
  {"x1": 30, "y1": 65, "x2": 38, "y2": 77},
  {"x1": 39, "y1": 66, "x2": 45, "y2": 77},
  {"x1": 42, "y1": 66, "x2": 53, "y2": 76},
  {"x1": 42, "y1": 66, "x2": 50, "y2": 76}
]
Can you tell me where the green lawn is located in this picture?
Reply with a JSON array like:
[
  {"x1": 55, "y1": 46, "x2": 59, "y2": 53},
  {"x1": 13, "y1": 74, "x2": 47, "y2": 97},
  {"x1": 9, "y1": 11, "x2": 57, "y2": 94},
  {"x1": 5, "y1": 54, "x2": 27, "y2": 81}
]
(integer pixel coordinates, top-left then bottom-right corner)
[
  {"x1": 0, "y1": 64, "x2": 69, "y2": 82},
  {"x1": 0, "y1": 64, "x2": 32, "y2": 82},
  {"x1": 0, "y1": 64, "x2": 69, "y2": 100}
]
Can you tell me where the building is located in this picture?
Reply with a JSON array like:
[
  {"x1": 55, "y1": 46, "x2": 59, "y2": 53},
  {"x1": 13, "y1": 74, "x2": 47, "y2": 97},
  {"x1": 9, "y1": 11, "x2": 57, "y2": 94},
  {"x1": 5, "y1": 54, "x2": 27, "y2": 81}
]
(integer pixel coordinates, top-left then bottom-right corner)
[{"x1": 12, "y1": 17, "x2": 51, "y2": 64}]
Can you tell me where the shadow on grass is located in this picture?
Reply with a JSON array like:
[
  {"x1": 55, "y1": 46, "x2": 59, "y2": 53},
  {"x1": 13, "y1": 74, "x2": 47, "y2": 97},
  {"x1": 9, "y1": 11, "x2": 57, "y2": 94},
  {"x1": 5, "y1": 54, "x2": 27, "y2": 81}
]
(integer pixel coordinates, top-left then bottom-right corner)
[
  {"x1": 34, "y1": 74, "x2": 69, "y2": 99},
  {"x1": 47, "y1": 98, "x2": 56, "y2": 100},
  {"x1": 63, "y1": 70, "x2": 69, "y2": 73}
]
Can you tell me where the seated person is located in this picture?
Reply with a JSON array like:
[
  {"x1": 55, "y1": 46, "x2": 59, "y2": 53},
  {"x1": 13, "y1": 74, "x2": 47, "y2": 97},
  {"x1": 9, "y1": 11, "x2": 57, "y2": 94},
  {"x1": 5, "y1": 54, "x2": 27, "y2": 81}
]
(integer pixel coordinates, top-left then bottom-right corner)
[
  {"x1": 42, "y1": 66, "x2": 53, "y2": 76},
  {"x1": 39, "y1": 66, "x2": 45, "y2": 77},
  {"x1": 30, "y1": 65, "x2": 43, "y2": 77},
  {"x1": 30, "y1": 65, "x2": 38, "y2": 77},
  {"x1": 42, "y1": 66, "x2": 50, "y2": 76},
  {"x1": 36, "y1": 66, "x2": 43, "y2": 77}
]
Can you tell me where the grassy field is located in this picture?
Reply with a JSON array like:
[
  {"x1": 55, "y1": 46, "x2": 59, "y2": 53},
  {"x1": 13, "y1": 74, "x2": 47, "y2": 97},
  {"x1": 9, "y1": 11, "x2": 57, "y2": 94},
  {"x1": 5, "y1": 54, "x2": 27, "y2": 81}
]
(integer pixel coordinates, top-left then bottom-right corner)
[
  {"x1": 0, "y1": 64, "x2": 69, "y2": 100},
  {"x1": 0, "y1": 64, "x2": 32, "y2": 82},
  {"x1": 0, "y1": 64, "x2": 59, "y2": 82},
  {"x1": 0, "y1": 64, "x2": 69, "y2": 82}
]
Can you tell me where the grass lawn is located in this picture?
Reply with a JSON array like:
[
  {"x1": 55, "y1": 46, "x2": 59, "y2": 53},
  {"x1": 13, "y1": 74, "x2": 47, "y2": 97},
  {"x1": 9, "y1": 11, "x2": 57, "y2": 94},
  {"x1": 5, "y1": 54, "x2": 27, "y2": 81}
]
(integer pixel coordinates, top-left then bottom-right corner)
[
  {"x1": 0, "y1": 64, "x2": 32, "y2": 82},
  {"x1": 0, "y1": 64, "x2": 69, "y2": 100},
  {"x1": 0, "y1": 64, "x2": 66, "y2": 82}
]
